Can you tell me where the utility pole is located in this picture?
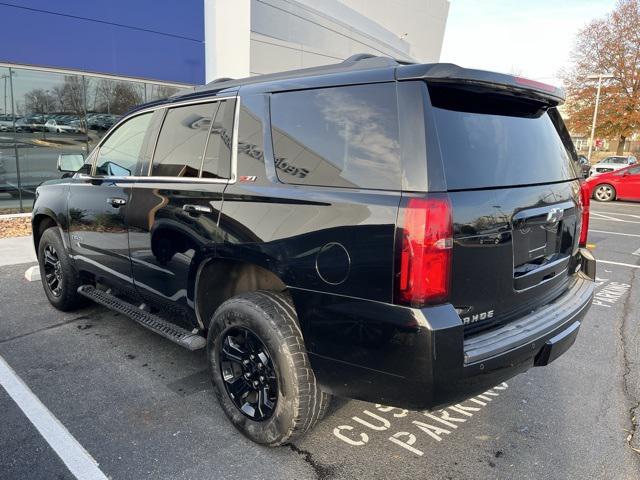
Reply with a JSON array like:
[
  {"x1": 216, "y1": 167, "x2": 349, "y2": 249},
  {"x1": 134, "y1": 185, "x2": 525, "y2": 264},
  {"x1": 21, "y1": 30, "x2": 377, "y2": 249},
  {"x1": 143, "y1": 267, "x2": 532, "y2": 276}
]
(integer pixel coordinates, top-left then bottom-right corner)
[
  {"x1": 586, "y1": 73, "x2": 614, "y2": 161},
  {"x1": 0, "y1": 74, "x2": 8, "y2": 115}
]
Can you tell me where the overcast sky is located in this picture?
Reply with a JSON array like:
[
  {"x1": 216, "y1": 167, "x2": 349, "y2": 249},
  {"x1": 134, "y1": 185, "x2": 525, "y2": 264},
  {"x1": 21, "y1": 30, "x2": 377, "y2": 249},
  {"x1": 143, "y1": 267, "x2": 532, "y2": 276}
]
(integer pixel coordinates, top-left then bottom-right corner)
[{"x1": 440, "y1": 0, "x2": 617, "y2": 86}]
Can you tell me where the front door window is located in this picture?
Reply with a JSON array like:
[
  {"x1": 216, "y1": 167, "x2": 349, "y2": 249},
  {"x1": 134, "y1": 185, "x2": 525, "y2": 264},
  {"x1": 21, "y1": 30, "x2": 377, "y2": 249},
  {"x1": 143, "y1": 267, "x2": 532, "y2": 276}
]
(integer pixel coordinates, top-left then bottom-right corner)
[{"x1": 95, "y1": 112, "x2": 153, "y2": 176}]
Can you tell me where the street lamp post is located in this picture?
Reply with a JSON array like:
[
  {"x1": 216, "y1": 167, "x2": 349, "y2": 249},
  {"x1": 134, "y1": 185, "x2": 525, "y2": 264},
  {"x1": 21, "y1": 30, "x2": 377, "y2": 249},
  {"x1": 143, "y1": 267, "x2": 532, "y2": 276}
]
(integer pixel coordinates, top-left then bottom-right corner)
[{"x1": 586, "y1": 73, "x2": 614, "y2": 161}]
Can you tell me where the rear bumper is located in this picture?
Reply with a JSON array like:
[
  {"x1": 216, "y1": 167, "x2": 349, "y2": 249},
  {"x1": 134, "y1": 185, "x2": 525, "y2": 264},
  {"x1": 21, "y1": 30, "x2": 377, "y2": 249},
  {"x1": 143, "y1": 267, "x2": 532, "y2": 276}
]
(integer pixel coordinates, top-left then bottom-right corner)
[{"x1": 293, "y1": 249, "x2": 595, "y2": 410}]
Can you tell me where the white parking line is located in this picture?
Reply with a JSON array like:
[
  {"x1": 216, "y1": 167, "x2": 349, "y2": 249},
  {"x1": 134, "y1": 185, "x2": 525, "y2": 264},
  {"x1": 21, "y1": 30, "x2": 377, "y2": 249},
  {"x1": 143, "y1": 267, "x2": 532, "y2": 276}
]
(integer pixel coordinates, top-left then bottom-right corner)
[
  {"x1": 593, "y1": 212, "x2": 640, "y2": 219},
  {"x1": 590, "y1": 213, "x2": 640, "y2": 224},
  {"x1": 590, "y1": 229, "x2": 640, "y2": 238},
  {"x1": 0, "y1": 355, "x2": 108, "y2": 480},
  {"x1": 597, "y1": 259, "x2": 640, "y2": 269},
  {"x1": 633, "y1": 248, "x2": 640, "y2": 257},
  {"x1": 592, "y1": 202, "x2": 640, "y2": 209}
]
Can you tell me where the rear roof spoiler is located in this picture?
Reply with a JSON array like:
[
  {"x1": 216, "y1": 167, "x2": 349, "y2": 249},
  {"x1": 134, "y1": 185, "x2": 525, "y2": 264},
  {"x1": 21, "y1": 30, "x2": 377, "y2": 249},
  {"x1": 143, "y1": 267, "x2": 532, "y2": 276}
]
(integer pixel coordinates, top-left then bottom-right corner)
[{"x1": 396, "y1": 63, "x2": 565, "y2": 106}]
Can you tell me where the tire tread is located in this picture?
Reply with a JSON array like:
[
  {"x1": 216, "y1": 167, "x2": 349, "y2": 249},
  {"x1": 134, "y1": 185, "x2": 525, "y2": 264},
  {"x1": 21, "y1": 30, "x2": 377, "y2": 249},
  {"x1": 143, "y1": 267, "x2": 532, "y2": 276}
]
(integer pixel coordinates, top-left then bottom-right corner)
[{"x1": 214, "y1": 290, "x2": 330, "y2": 444}]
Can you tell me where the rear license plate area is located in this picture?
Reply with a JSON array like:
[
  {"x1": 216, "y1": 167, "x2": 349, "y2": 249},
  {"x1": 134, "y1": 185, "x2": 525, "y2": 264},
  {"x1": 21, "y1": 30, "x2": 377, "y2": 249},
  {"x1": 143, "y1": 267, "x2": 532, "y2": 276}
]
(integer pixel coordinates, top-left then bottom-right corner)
[{"x1": 512, "y1": 202, "x2": 576, "y2": 288}]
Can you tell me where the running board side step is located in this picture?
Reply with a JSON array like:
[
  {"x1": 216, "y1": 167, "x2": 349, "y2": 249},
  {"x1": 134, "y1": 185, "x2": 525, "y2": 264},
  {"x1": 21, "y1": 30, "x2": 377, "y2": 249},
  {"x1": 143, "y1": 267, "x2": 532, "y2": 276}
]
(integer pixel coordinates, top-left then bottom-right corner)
[{"x1": 77, "y1": 285, "x2": 206, "y2": 351}]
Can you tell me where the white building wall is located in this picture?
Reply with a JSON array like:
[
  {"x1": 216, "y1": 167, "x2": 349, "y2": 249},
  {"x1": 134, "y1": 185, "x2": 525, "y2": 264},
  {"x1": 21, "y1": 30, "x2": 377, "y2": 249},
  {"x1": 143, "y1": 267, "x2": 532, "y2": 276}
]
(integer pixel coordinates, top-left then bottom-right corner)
[
  {"x1": 204, "y1": 0, "x2": 251, "y2": 82},
  {"x1": 205, "y1": 0, "x2": 449, "y2": 80},
  {"x1": 339, "y1": 0, "x2": 450, "y2": 63}
]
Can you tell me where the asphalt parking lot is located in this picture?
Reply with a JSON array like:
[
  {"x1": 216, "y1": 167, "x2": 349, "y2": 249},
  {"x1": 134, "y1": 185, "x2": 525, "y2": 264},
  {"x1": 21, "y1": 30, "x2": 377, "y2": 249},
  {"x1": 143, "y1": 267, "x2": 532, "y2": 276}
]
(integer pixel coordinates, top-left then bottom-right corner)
[{"x1": 1, "y1": 201, "x2": 639, "y2": 480}]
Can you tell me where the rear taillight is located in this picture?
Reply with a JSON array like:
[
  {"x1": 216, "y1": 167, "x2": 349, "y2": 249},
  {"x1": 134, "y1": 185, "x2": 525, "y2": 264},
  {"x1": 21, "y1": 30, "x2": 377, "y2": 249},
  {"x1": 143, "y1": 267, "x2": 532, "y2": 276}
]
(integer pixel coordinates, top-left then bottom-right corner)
[
  {"x1": 579, "y1": 181, "x2": 590, "y2": 247},
  {"x1": 395, "y1": 195, "x2": 453, "y2": 307}
]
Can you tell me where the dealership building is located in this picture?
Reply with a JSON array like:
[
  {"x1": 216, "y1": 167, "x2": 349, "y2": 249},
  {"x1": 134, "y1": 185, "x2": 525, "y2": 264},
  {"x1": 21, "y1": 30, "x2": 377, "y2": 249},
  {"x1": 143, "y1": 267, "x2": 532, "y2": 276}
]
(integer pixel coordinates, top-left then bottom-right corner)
[{"x1": 0, "y1": 0, "x2": 449, "y2": 212}]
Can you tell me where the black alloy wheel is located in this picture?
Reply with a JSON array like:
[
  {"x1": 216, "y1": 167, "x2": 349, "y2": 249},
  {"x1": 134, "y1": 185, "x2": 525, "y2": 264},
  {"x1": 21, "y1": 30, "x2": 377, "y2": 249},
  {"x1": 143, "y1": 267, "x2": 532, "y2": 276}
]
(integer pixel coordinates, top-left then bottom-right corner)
[
  {"x1": 207, "y1": 291, "x2": 330, "y2": 445},
  {"x1": 38, "y1": 227, "x2": 86, "y2": 311},
  {"x1": 219, "y1": 326, "x2": 278, "y2": 421},
  {"x1": 43, "y1": 244, "x2": 63, "y2": 296}
]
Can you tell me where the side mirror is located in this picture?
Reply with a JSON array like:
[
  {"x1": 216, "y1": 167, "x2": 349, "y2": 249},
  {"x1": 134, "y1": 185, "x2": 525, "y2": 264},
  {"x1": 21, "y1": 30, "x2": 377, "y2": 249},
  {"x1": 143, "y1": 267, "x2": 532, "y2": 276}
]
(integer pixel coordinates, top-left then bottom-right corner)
[
  {"x1": 623, "y1": 171, "x2": 631, "y2": 176},
  {"x1": 57, "y1": 154, "x2": 85, "y2": 173}
]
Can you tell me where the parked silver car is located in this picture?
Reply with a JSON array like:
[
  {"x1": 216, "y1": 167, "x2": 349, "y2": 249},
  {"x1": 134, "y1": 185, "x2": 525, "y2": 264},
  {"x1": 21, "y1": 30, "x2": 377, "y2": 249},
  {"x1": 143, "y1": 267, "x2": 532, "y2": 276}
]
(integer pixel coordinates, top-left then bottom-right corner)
[{"x1": 589, "y1": 155, "x2": 637, "y2": 176}]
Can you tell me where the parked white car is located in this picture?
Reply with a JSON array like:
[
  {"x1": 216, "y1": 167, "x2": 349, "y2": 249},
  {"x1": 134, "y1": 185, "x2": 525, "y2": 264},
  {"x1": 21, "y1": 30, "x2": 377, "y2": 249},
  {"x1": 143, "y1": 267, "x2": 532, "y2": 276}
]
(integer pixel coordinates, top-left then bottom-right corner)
[
  {"x1": 0, "y1": 114, "x2": 13, "y2": 132},
  {"x1": 589, "y1": 155, "x2": 637, "y2": 176},
  {"x1": 45, "y1": 119, "x2": 81, "y2": 134}
]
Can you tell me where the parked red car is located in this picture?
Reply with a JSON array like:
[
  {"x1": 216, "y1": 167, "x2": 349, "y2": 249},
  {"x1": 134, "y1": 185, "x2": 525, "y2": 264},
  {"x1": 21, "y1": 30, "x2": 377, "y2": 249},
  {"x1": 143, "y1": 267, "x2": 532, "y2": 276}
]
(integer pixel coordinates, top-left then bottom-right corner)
[{"x1": 585, "y1": 164, "x2": 640, "y2": 202}]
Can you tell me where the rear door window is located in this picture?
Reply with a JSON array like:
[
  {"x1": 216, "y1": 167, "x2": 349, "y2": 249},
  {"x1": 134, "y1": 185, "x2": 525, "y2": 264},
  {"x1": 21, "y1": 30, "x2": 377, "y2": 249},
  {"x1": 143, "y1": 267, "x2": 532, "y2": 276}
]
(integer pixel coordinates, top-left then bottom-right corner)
[
  {"x1": 202, "y1": 99, "x2": 236, "y2": 179},
  {"x1": 270, "y1": 83, "x2": 401, "y2": 190},
  {"x1": 428, "y1": 83, "x2": 579, "y2": 190},
  {"x1": 152, "y1": 103, "x2": 217, "y2": 178}
]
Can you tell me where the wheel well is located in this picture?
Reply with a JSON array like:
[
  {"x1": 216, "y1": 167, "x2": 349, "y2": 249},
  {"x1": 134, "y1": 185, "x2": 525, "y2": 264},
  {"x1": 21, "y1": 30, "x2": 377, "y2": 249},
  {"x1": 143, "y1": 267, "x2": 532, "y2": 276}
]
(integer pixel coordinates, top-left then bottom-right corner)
[
  {"x1": 195, "y1": 259, "x2": 288, "y2": 330},
  {"x1": 32, "y1": 214, "x2": 57, "y2": 252}
]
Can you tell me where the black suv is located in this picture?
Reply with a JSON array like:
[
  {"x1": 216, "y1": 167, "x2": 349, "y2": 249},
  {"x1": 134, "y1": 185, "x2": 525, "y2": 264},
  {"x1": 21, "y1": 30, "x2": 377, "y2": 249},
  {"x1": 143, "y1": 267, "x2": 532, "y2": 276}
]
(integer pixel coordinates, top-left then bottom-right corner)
[{"x1": 32, "y1": 55, "x2": 595, "y2": 446}]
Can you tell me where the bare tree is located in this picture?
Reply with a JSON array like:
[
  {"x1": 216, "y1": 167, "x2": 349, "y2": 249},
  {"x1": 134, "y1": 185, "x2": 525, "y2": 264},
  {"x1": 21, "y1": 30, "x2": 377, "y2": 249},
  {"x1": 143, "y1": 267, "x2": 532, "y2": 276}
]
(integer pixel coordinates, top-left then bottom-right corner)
[
  {"x1": 562, "y1": 0, "x2": 640, "y2": 154},
  {"x1": 24, "y1": 88, "x2": 56, "y2": 113},
  {"x1": 52, "y1": 76, "x2": 85, "y2": 115},
  {"x1": 91, "y1": 79, "x2": 143, "y2": 114}
]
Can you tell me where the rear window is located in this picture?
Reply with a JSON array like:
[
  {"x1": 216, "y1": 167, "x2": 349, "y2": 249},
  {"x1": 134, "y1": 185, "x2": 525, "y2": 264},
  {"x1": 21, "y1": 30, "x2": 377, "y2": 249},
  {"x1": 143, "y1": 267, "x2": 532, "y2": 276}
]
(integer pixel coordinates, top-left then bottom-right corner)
[
  {"x1": 270, "y1": 83, "x2": 401, "y2": 190},
  {"x1": 152, "y1": 103, "x2": 216, "y2": 178},
  {"x1": 601, "y1": 157, "x2": 628, "y2": 164},
  {"x1": 429, "y1": 84, "x2": 578, "y2": 190}
]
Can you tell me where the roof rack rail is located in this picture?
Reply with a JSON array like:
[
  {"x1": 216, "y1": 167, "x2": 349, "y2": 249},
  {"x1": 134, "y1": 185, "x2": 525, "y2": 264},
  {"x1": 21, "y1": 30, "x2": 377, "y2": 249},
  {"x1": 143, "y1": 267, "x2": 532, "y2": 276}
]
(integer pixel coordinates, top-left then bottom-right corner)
[
  {"x1": 343, "y1": 53, "x2": 416, "y2": 66},
  {"x1": 185, "y1": 53, "x2": 418, "y2": 96},
  {"x1": 342, "y1": 53, "x2": 378, "y2": 63},
  {"x1": 209, "y1": 77, "x2": 235, "y2": 84}
]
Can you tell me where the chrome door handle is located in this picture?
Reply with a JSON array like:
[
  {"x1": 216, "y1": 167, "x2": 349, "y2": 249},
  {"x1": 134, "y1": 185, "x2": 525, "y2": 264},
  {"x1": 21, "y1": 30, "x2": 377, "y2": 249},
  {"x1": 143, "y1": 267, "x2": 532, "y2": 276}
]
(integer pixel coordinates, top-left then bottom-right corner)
[
  {"x1": 107, "y1": 197, "x2": 127, "y2": 207},
  {"x1": 183, "y1": 204, "x2": 212, "y2": 214}
]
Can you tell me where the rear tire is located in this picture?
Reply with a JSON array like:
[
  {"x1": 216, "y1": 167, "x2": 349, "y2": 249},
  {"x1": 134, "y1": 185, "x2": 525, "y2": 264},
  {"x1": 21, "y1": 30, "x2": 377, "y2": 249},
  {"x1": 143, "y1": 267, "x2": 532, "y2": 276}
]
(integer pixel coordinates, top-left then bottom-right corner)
[
  {"x1": 38, "y1": 227, "x2": 85, "y2": 311},
  {"x1": 593, "y1": 183, "x2": 616, "y2": 202},
  {"x1": 207, "y1": 290, "x2": 330, "y2": 446}
]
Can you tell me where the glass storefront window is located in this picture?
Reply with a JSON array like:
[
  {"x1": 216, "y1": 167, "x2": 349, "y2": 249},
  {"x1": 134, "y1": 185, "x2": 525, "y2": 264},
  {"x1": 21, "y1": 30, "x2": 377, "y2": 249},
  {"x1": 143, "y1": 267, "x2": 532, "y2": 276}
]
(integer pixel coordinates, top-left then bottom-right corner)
[
  {"x1": 85, "y1": 77, "x2": 145, "y2": 151},
  {"x1": 145, "y1": 83, "x2": 182, "y2": 102},
  {"x1": 0, "y1": 66, "x2": 19, "y2": 213},
  {"x1": 0, "y1": 65, "x2": 193, "y2": 213},
  {"x1": 10, "y1": 68, "x2": 89, "y2": 207}
]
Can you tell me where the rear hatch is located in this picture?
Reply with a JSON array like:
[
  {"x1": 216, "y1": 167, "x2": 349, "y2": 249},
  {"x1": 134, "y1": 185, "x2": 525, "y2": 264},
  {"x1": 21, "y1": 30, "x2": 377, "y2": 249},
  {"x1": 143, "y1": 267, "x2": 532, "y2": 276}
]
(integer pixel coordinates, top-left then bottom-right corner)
[{"x1": 425, "y1": 79, "x2": 584, "y2": 335}]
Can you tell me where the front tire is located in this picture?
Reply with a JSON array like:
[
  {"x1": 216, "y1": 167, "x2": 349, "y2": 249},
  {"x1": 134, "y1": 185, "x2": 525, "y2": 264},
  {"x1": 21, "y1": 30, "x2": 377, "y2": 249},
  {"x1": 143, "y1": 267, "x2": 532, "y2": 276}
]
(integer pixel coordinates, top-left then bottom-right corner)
[
  {"x1": 593, "y1": 183, "x2": 616, "y2": 202},
  {"x1": 38, "y1": 227, "x2": 85, "y2": 311},
  {"x1": 207, "y1": 291, "x2": 330, "y2": 446}
]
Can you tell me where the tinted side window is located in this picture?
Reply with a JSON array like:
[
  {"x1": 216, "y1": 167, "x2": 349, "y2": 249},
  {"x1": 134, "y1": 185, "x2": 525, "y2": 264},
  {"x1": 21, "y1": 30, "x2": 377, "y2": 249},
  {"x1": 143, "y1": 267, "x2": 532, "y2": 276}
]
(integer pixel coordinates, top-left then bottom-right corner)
[
  {"x1": 152, "y1": 103, "x2": 217, "y2": 177},
  {"x1": 95, "y1": 112, "x2": 153, "y2": 176},
  {"x1": 236, "y1": 95, "x2": 266, "y2": 179},
  {"x1": 270, "y1": 83, "x2": 401, "y2": 190},
  {"x1": 202, "y1": 99, "x2": 236, "y2": 179}
]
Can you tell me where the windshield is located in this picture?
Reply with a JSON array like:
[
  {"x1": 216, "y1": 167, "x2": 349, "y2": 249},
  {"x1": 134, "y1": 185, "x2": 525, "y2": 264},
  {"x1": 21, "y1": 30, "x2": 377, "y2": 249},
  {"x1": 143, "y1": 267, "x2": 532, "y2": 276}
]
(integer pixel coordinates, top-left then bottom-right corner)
[{"x1": 600, "y1": 157, "x2": 627, "y2": 164}]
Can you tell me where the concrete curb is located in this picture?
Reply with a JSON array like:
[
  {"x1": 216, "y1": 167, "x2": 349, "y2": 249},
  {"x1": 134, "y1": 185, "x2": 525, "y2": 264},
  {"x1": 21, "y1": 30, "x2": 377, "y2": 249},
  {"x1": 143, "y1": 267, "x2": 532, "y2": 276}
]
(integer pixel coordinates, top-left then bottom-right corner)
[{"x1": 0, "y1": 213, "x2": 31, "y2": 219}]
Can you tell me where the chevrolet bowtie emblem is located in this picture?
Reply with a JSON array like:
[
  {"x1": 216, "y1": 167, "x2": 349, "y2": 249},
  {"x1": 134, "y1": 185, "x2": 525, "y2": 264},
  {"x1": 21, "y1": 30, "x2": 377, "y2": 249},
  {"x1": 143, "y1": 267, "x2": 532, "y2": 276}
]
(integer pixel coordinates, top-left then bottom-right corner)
[{"x1": 546, "y1": 207, "x2": 564, "y2": 224}]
